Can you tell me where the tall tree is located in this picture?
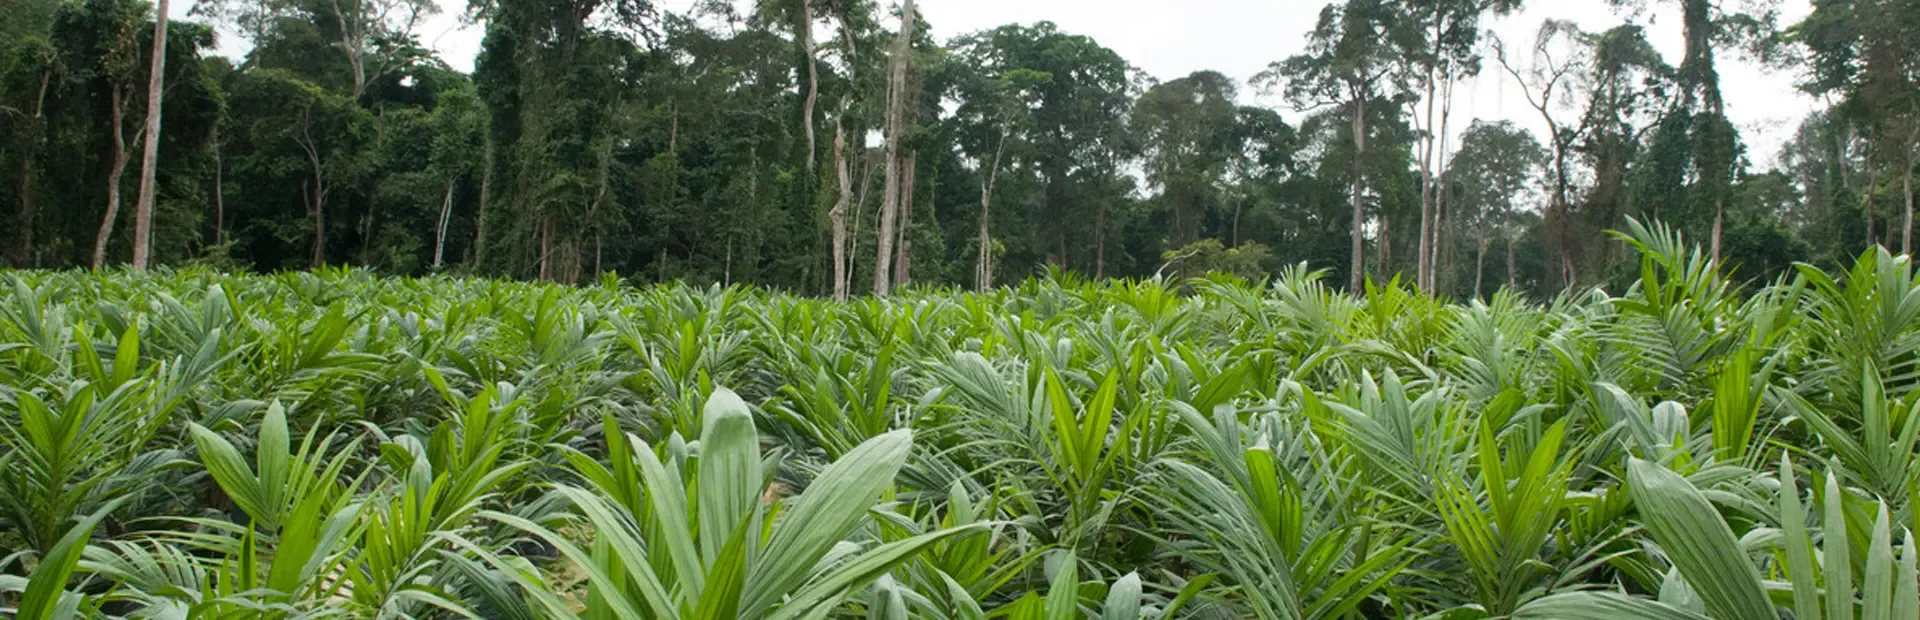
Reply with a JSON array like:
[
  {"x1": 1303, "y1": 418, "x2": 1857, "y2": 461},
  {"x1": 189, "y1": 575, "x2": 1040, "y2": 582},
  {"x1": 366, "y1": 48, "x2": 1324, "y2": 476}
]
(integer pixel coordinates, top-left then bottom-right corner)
[
  {"x1": 1444, "y1": 119, "x2": 1542, "y2": 298},
  {"x1": 951, "y1": 59, "x2": 1045, "y2": 290},
  {"x1": 872, "y1": 0, "x2": 915, "y2": 295},
  {"x1": 831, "y1": 114, "x2": 851, "y2": 298},
  {"x1": 1794, "y1": 0, "x2": 1920, "y2": 255},
  {"x1": 428, "y1": 78, "x2": 484, "y2": 269},
  {"x1": 798, "y1": 0, "x2": 820, "y2": 171},
  {"x1": 78, "y1": 0, "x2": 147, "y2": 269},
  {"x1": 325, "y1": 0, "x2": 434, "y2": 99},
  {"x1": 1399, "y1": 0, "x2": 1522, "y2": 290},
  {"x1": 951, "y1": 23, "x2": 1131, "y2": 278},
  {"x1": 1264, "y1": 0, "x2": 1414, "y2": 290},
  {"x1": 1134, "y1": 71, "x2": 1239, "y2": 247},
  {"x1": 129, "y1": 0, "x2": 169, "y2": 270},
  {"x1": 473, "y1": 0, "x2": 646, "y2": 281},
  {"x1": 1494, "y1": 20, "x2": 1587, "y2": 289}
]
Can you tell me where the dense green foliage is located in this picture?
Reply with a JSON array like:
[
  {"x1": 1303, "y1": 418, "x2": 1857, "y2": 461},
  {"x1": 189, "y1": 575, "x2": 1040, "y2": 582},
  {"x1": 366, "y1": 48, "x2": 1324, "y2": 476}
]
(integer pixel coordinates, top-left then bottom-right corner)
[
  {"x1": 2, "y1": 0, "x2": 1917, "y2": 298},
  {"x1": 7, "y1": 222, "x2": 1920, "y2": 617}
]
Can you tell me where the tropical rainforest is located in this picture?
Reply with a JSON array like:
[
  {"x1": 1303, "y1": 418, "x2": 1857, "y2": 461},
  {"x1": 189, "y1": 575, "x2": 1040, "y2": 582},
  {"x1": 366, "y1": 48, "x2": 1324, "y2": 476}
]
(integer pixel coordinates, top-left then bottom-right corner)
[
  {"x1": 6, "y1": 0, "x2": 1920, "y2": 618},
  {"x1": 0, "y1": 0, "x2": 1913, "y2": 296}
]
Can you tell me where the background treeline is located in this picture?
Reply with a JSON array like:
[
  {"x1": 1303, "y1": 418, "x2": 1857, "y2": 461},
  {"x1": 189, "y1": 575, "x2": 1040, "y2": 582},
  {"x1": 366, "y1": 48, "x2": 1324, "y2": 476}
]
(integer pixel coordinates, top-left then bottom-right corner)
[{"x1": 1, "y1": 0, "x2": 1917, "y2": 298}]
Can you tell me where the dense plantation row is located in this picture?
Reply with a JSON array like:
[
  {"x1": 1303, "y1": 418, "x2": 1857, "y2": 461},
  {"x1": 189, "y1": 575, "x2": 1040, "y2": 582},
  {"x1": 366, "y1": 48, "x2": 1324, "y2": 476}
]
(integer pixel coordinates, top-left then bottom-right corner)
[{"x1": 5, "y1": 222, "x2": 1920, "y2": 618}]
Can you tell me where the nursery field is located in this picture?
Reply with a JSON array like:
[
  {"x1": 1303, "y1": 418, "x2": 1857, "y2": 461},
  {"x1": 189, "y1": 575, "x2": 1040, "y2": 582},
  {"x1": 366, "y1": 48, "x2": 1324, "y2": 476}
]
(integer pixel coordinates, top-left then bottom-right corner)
[{"x1": 7, "y1": 224, "x2": 1920, "y2": 619}]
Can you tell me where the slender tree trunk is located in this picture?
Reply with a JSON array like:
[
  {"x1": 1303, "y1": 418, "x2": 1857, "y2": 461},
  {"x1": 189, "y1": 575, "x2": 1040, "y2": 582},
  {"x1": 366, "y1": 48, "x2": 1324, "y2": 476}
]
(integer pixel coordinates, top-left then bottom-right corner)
[
  {"x1": 359, "y1": 104, "x2": 385, "y2": 263},
  {"x1": 1058, "y1": 230, "x2": 1066, "y2": 271},
  {"x1": 329, "y1": 0, "x2": 368, "y2": 99},
  {"x1": 798, "y1": 0, "x2": 819, "y2": 171},
  {"x1": 1381, "y1": 212, "x2": 1392, "y2": 272},
  {"x1": 1507, "y1": 235, "x2": 1518, "y2": 291},
  {"x1": 1473, "y1": 236, "x2": 1487, "y2": 299},
  {"x1": 433, "y1": 177, "x2": 456, "y2": 268},
  {"x1": 976, "y1": 132, "x2": 1004, "y2": 291},
  {"x1": 131, "y1": 0, "x2": 169, "y2": 270},
  {"x1": 1440, "y1": 200, "x2": 1454, "y2": 293},
  {"x1": 1832, "y1": 110, "x2": 1851, "y2": 192},
  {"x1": 894, "y1": 150, "x2": 916, "y2": 286},
  {"x1": 831, "y1": 117, "x2": 851, "y2": 300},
  {"x1": 1867, "y1": 165, "x2": 1880, "y2": 248},
  {"x1": 1430, "y1": 69, "x2": 1454, "y2": 289},
  {"x1": 213, "y1": 135, "x2": 224, "y2": 246},
  {"x1": 1231, "y1": 198, "x2": 1243, "y2": 247},
  {"x1": 582, "y1": 131, "x2": 613, "y2": 279},
  {"x1": 1906, "y1": 152, "x2": 1916, "y2": 256},
  {"x1": 95, "y1": 85, "x2": 131, "y2": 269},
  {"x1": 1712, "y1": 196, "x2": 1724, "y2": 265},
  {"x1": 1095, "y1": 203, "x2": 1107, "y2": 279},
  {"x1": 1417, "y1": 30, "x2": 1439, "y2": 290},
  {"x1": 1349, "y1": 90, "x2": 1367, "y2": 292},
  {"x1": 309, "y1": 172, "x2": 327, "y2": 269},
  {"x1": 871, "y1": 0, "x2": 915, "y2": 295},
  {"x1": 298, "y1": 109, "x2": 328, "y2": 269},
  {"x1": 538, "y1": 220, "x2": 551, "y2": 281},
  {"x1": 473, "y1": 139, "x2": 494, "y2": 267}
]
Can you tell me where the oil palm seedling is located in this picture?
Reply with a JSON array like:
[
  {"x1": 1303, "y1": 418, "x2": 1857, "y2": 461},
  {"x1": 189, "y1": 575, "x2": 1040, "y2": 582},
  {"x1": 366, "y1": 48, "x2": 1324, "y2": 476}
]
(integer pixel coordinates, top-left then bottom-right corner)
[{"x1": 6, "y1": 231, "x2": 1920, "y2": 616}]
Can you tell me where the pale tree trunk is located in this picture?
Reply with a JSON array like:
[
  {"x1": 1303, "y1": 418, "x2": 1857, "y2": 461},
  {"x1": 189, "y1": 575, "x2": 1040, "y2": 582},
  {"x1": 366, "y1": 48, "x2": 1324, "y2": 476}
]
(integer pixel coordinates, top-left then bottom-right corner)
[
  {"x1": 433, "y1": 177, "x2": 455, "y2": 268},
  {"x1": 870, "y1": 0, "x2": 915, "y2": 295},
  {"x1": 1381, "y1": 211, "x2": 1392, "y2": 271},
  {"x1": 798, "y1": 0, "x2": 818, "y2": 171},
  {"x1": 1708, "y1": 91, "x2": 1727, "y2": 266},
  {"x1": 309, "y1": 177, "x2": 327, "y2": 269},
  {"x1": 131, "y1": 0, "x2": 169, "y2": 270},
  {"x1": 1231, "y1": 198, "x2": 1243, "y2": 247},
  {"x1": 537, "y1": 220, "x2": 550, "y2": 281},
  {"x1": 1473, "y1": 235, "x2": 1488, "y2": 300},
  {"x1": 893, "y1": 150, "x2": 916, "y2": 286},
  {"x1": 1349, "y1": 90, "x2": 1367, "y2": 292},
  {"x1": 331, "y1": 0, "x2": 368, "y2": 99},
  {"x1": 975, "y1": 132, "x2": 1004, "y2": 291},
  {"x1": 359, "y1": 104, "x2": 385, "y2": 262},
  {"x1": 213, "y1": 134, "x2": 225, "y2": 245},
  {"x1": 1858, "y1": 161, "x2": 1873, "y2": 251},
  {"x1": 1095, "y1": 204, "x2": 1107, "y2": 279},
  {"x1": 583, "y1": 131, "x2": 613, "y2": 278},
  {"x1": 1866, "y1": 163, "x2": 1879, "y2": 248},
  {"x1": 1416, "y1": 22, "x2": 1439, "y2": 291},
  {"x1": 1712, "y1": 196, "x2": 1724, "y2": 265},
  {"x1": 1429, "y1": 68, "x2": 1454, "y2": 289},
  {"x1": 1508, "y1": 235, "x2": 1518, "y2": 292},
  {"x1": 1906, "y1": 150, "x2": 1916, "y2": 256},
  {"x1": 95, "y1": 85, "x2": 133, "y2": 269},
  {"x1": 474, "y1": 139, "x2": 494, "y2": 266},
  {"x1": 831, "y1": 117, "x2": 852, "y2": 300},
  {"x1": 297, "y1": 108, "x2": 329, "y2": 269}
]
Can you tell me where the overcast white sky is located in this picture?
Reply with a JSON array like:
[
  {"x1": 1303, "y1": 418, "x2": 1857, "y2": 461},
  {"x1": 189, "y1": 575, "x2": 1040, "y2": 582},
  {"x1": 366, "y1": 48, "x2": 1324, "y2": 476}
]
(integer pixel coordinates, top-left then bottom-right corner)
[{"x1": 182, "y1": 0, "x2": 1819, "y2": 169}]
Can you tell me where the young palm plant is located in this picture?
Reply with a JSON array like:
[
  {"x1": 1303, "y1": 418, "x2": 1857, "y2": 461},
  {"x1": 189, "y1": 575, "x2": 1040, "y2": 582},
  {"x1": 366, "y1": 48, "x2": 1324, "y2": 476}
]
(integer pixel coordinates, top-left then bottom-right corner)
[
  {"x1": 1518, "y1": 455, "x2": 1920, "y2": 619},
  {"x1": 468, "y1": 388, "x2": 980, "y2": 618}
]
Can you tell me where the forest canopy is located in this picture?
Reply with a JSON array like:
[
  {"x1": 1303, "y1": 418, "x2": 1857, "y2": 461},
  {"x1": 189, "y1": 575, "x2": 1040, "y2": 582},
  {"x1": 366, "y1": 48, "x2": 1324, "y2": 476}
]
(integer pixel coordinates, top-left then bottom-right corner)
[{"x1": 1, "y1": 0, "x2": 1917, "y2": 298}]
